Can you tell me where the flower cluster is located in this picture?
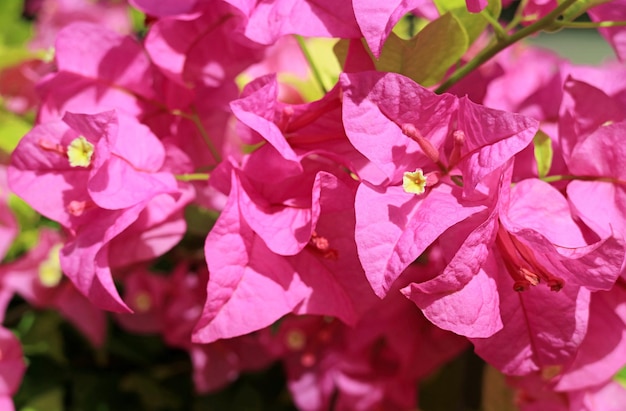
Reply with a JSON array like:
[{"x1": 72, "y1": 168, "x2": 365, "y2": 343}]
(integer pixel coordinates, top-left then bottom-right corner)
[{"x1": 2, "y1": 0, "x2": 626, "y2": 410}]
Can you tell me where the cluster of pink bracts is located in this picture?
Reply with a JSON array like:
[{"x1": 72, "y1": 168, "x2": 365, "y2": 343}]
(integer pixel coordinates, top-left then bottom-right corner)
[{"x1": 2, "y1": 0, "x2": 626, "y2": 410}]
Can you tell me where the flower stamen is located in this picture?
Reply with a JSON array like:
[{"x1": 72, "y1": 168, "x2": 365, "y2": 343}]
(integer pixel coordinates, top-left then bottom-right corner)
[
  {"x1": 496, "y1": 225, "x2": 565, "y2": 292},
  {"x1": 67, "y1": 136, "x2": 94, "y2": 168}
]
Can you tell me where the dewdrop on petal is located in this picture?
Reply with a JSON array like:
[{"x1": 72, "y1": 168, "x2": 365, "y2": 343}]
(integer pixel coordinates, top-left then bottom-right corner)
[{"x1": 67, "y1": 136, "x2": 94, "y2": 167}]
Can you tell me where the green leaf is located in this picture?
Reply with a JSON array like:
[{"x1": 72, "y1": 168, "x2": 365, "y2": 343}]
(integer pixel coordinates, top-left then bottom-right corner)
[
  {"x1": 129, "y1": 6, "x2": 147, "y2": 36},
  {"x1": 482, "y1": 365, "x2": 519, "y2": 411},
  {"x1": 13, "y1": 356, "x2": 67, "y2": 409},
  {"x1": 332, "y1": 39, "x2": 350, "y2": 70},
  {"x1": 0, "y1": 46, "x2": 42, "y2": 71},
  {"x1": 0, "y1": 108, "x2": 31, "y2": 154},
  {"x1": 120, "y1": 374, "x2": 181, "y2": 410},
  {"x1": 434, "y1": 0, "x2": 502, "y2": 45},
  {"x1": 20, "y1": 388, "x2": 64, "y2": 411},
  {"x1": 533, "y1": 130, "x2": 553, "y2": 178},
  {"x1": 615, "y1": 366, "x2": 626, "y2": 388},
  {"x1": 3, "y1": 194, "x2": 41, "y2": 262},
  {"x1": 0, "y1": 0, "x2": 32, "y2": 47},
  {"x1": 559, "y1": 0, "x2": 613, "y2": 22},
  {"x1": 184, "y1": 205, "x2": 219, "y2": 236},
  {"x1": 392, "y1": 14, "x2": 428, "y2": 40},
  {"x1": 8, "y1": 194, "x2": 39, "y2": 229},
  {"x1": 20, "y1": 311, "x2": 66, "y2": 364},
  {"x1": 375, "y1": 12, "x2": 469, "y2": 87}
]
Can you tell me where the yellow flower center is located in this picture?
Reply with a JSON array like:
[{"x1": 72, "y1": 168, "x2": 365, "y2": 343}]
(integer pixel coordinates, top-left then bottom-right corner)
[
  {"x1": 38, "y1": 244, "x2": 63, "y2": 288},
  {"x1": 285, "y1": 329, "x2": 306, "y2": 351},
  {"x1": 134, "y1": 292, "x2": 152, "y2": 313},
  {"x1": 403, "y1": 168, "x2": 427, "y2": 195},
  {"x1": 67, "y1": 136, "x2": 94, "y2": 167}
]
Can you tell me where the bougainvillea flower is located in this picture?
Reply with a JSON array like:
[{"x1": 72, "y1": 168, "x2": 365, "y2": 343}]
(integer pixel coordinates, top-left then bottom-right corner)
[
  {"x1": 151, "y1": 264, "x2": 276, "y2": 394},
  {"x1": 107, "y1": 187, "x2": 194, "y2": 269},
  {"x1": 161, "y1": 264, "x2": 209, "y2": 349},
  {"x1": 222, "y1": 0, "x2": 361, "y2": 46},
  {"x1": 553, "y1": 280, "x2": 626, "y2": 392},
  {"x1": 190, "y1": 332, "x2": 275, "y2": 393},
  {"x1": 566, "y1": 120, "x2": 626, "y2": 241},
  {"x1": 230, "y1": 74, "x2": 364, "y2": 165},
  {"x1": 0, "y1": 167, "x2": 17, "y2": 261},
  {"x1": 38, "y1": 20, "x2": 232, "y2": 174},
  {"x1": 223, "y1": 75, "x2": 372, "y2": 255},
  {"x1": 558, "y1": 77, "x2": 626, "y2": 164},
  {"x1": 0, "y1": 326, "x2": 26, "y2": 410},
  {"x1": 1, "y1": 228, "x2": 106, "y2": 346},
  {"x1": 144, "y1": 4, "x2": 265, "y2": 88},
  {"x1": 507, "y1": 370, "x2": 626, "y2": 411},
  {"x1": 63, "y1": 111, "x2": 178, "y2": 209},
  {"x1": 0, "y1": 59, "x2": 50, "y2": 115},
  {"x1": 469, "y1": 180, "x2": 624, "y2": 374},
  {"x1": 405, "y1": 176, "x2": 624, "y2": 365},
  {"x1": 29, "y1": 0, "x2": 132, "y2": 50},
  {"x1": 9, "y1": 110, "x2": 187, "y2": 312},
  {"x1": 36, "y1": 22, "x2": 187, "y2": 125},
  {"x1": 275, "y1": 268, "x2": 467, "y2": 411},
  {"x1": 589, "y1": 1, "x2": 626, "y2": 61},
  {"x1": 341, "y1": 71, "x2": 537, "y2": 297},
  {"x1": 193, "y1": 170, "x2": 376, "y2": 343},
  {"x1": 352, "y1": 0, "x2": 425, "y2": 57},
  {"x1": 402, "y1": 224, "x2": 503, "y2": 338},
  {"x1": 128, "y1": 0, "x2": 206, "y2": 17},
  {"x1": 114, "y1": 267, "x2": 170, "y2": 335},
  {"x1": 558, "y1": 79, "x2": 626, "y2": 240},
  {"x1": 518, "y1": 0, "x2": 557, "y2": 25},
  {"x1": 569, "y1": 381, "x2": 626, "y2": 411},
  {"x1": 483, "y1": 46, "x2": 564, "y2": 122}
]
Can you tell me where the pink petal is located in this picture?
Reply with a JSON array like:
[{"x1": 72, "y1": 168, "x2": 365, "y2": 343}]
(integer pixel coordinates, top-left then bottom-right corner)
[
  {"x1": 193, "y1": 179, "x2": 309, "y2": 343},
  {"x1": 505, "y1": 179, "x2": 587, "y2": 248},
  {"x1": 0, "y1": 327, "x2": 26, "y2": 396},
  {"x1": 472, "y1": 268, "x2": 590, "y2": 375},
  {"x1": 456, "y1": 97, "x2": 538, "y2": 194},
  {"x1": 353, "y1": 0, "x2": 424, "y2": 57},
  {"x1": 589, "y1": 1, "x2": 626, "y2": 61},
  {"x1": 555, "y1": 287, "x2": 626, "y2": 391},
  {"x1": 233, "y1": 0, "x2": 361, "y2": 45},
  {"x1": 341, "y1": 72, "x2": 457, "y2": 185},
  {"x1": 466, "y1": 0, "x2": 488, "y2": 13},
  {"x1": 60, "y1": 206, "x2": 146, "y2": 313},
  {"x1": 404, "y1": 259, "x2": 502, "y2": 338},
  {"x1": 55, "y1": 23, "x2": 155, "y2": 97},
  {"x1": 355, "y1": 182, "x2": 485, "y2": 297}
]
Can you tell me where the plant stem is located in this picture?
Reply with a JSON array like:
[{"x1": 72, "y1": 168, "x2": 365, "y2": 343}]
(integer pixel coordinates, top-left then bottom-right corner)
[
  {"x1": 435, "y1": 0, "x2": 579, "y2": 94},
  {"x1": 481, "y1": 9, "x2": 508, "y2": 41},
  {"x1": 295, "y1": 35, "x2": 328, "y2": 94},
  {"x1": 172, "y1": 109, "x2": 222, "y2": 164},
  {"x1": 541, "y1": 174, "x2": 626, "y2": 185},
  {"x1": 553, "y1": 20, "x2": 626, "y2": 29},
  {"x1": 175, "y1": 173, "x2": 210, "y2": 182}
]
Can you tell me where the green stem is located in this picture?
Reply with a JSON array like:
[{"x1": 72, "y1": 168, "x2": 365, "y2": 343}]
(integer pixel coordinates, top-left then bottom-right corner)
[
  {"x1": 175, "y1": 173, "x2": 210, "y2": 182},
  {"x1": 295, "y1": 35, "x2": 328, "y2": 94},
  {"x1": 553, "y1": 20, "x2": 626, "y2": 29},
  {"x1": 172, "y1": 109, "x2": 222, "y2": 164},
  {"x1": 504, "y1": 0, "x2": 530, "y2": 32},
  {"x1": 541, "y1": 174, "x2": 626, "y2": 185},
  {"x1": 481, "y1": 9, "x2": 508, "y2": 41},
  {"x1": 435, "y1": 0, "x2": 579, "y2": 94}
]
